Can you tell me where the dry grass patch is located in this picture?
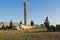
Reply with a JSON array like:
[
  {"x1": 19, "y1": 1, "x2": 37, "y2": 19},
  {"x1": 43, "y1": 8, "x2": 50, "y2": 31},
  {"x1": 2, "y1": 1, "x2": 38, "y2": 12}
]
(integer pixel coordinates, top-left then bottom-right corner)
[{"x1": 0, "y1": 29, "x2": 60, "y2": 40}]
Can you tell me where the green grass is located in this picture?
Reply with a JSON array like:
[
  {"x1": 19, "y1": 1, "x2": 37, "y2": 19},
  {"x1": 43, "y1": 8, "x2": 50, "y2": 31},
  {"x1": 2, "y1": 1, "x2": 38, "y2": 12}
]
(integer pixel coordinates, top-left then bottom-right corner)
[{"x1": 0, "y1": 29, "x2": 60, "y2": 40}]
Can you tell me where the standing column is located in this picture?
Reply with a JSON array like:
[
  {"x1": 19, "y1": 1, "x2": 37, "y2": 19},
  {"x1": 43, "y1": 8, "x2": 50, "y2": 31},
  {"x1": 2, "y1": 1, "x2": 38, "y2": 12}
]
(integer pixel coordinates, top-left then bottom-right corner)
[{"x1": 24, "y1": 2, "x2": 28, "y2": 25}]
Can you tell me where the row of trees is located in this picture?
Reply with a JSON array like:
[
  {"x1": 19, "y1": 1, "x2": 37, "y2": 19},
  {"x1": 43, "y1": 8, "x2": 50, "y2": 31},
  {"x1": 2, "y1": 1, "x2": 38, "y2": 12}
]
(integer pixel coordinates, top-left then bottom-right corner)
[
  {"x1": 20, "y1": 21, "x2": 34, "y2": 26},
  {"x1": 44, "y1": 17, "x2": 60, "y2": 31},
  {"x1": 10, "y1": 20, "x2": 34, "y2": 28},
  {"x1": 8, "y1": 17, "x2": 60, "y2": 32},
  {"x1": 2, "y1": 16, "x2": 60, "y2": 32},
  {"x1": 1, "y1": 20, "x2": 34, "y2": 29},
  {"x1": 2, "y1": 20, "x2": 12, "y2": 29},
  {"x1": 9, "y1": 20, "x2": 34, "y2": 28},
  {"x1": 48, "y1": 24, "x2": 60, "y2": 31}
]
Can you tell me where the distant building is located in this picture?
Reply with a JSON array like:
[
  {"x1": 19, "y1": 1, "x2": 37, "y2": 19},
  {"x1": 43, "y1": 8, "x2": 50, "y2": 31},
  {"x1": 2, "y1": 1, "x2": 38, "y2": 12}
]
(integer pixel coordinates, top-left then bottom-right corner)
[
  {"x1": 40, "y1": 24, "x2": 46, "y2": 28},
  {"x1": 34, "y1": 24, "x2": 46, "y2": 28}
]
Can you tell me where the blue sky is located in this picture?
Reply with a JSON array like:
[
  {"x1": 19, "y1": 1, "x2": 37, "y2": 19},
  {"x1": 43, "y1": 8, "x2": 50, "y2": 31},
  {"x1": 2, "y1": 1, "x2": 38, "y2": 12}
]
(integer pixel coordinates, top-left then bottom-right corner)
[{"x1": 0, "y1": 0, "x2": 60, "y2": 25}]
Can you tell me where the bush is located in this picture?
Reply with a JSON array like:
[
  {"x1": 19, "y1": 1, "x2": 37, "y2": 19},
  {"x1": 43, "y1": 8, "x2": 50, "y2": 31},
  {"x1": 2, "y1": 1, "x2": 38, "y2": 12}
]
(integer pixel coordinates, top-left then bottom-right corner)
[{"x1": 30, "y1": 21, "x2": 34, "y2": 26}]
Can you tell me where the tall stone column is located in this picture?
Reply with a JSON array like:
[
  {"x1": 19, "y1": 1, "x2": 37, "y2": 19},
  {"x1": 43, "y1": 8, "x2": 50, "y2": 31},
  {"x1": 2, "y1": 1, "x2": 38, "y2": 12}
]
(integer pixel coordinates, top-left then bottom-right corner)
[{"x1": 24, "y1": 2, "x2": 28, "y2": 25}]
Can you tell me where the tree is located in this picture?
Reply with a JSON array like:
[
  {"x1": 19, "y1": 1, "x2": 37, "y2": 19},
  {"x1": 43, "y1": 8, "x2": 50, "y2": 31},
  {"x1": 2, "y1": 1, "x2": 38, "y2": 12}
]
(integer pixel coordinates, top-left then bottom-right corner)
[
  {"x1": 10, "y1": 20, "x2": 12, "y2": 28},
  {"x1": 30, "y1": 20, "x2": 34, "y2": 26},
  {"x1": 48, "y1": 25, "x2": 55, "y2": 31},
  {"x1": 44, "y1": 16, "x2": 50, "y2": 28},
  {"x1": 56, "y1": 24, "x2": 60, "y2": 31},
  {"x1": 56, "y1": 24, "x2": 60, "y2": 28},
  {"x1": 50, "y1": 25, "x2": 55, "y2": 28},
  {"x1": 20, "y1": 21, "x2": 22, "y2": 24}
]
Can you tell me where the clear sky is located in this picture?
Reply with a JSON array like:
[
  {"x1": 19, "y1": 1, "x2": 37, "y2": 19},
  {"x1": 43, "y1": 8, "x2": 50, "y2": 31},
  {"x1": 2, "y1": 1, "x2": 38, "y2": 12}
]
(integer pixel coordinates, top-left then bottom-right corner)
[{"x1": 0, "y1": 0, "x2": 60, "y2": 26}]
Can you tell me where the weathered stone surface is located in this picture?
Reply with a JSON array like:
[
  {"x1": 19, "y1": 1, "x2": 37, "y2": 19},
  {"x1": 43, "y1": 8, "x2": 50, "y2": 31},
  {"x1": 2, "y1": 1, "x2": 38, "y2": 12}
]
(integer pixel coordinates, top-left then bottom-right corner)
[{"x1": 20, "y1": 24, "x2": 33, "y2": 30}]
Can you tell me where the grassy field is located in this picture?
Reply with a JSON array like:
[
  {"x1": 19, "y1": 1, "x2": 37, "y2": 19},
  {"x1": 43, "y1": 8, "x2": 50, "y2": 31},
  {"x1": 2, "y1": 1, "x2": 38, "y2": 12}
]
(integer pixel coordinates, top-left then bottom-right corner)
[{"x1": 0, "y1": 29, "x2": 60, "y2": 40}]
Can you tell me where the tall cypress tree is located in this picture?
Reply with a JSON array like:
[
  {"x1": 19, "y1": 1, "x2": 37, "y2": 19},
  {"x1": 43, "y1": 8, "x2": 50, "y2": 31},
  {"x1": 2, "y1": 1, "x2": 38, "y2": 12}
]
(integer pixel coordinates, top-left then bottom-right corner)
[
  {"x1": 44, "y1": 17, "x2": 50, "y2": 28},
  {"x1": 10, "y1": 20, "x2": 12, "y2": 28},
  {"x1": 20, "y1": 21, "x2": 22, "y2": 24},
  {"x1": 30, "y1": 20, "x2": 34, "y2": 26}
]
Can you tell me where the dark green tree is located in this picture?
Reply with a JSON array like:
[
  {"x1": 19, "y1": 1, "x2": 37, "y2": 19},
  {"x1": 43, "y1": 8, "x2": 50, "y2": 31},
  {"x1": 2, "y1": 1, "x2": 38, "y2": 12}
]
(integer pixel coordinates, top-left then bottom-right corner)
[
  {"x1": 30, "y1": 20, "x2": 34, "y2": 26},
  {"x1": 56, "y1": 24, "x2": 60, "y2": 28},
  {"x1": 48, "y1": 25, "x2": 56, "y2": 31},
  {"x1": 20, "y1": 21, "x2": 22, "y2": 24},
  {"x1": 56, "y1": 24, "x2": 60, "y2": 31},
  {"x1": 10, "y1": 20, "x2": 12, "y2": 28},
  {"x1": 44, "y1": 17, "x2": 50, "y2": 28}
]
